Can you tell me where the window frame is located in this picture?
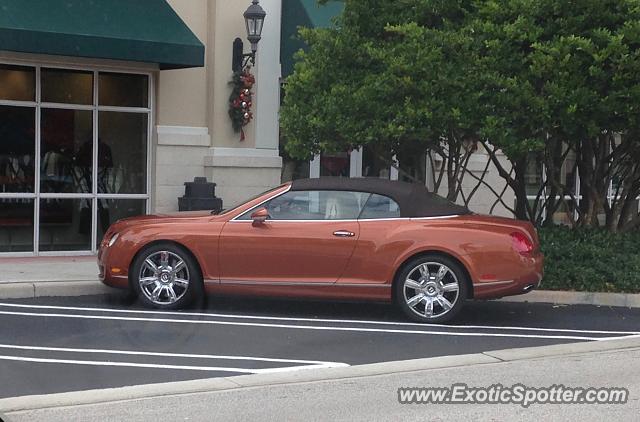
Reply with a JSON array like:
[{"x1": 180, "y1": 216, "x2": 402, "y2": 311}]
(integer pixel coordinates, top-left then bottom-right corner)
[{"x1": 0, "y1": 58, "x2": 153, "y2": 256}]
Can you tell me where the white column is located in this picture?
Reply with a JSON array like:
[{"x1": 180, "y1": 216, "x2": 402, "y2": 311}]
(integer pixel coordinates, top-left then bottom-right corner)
[
  {"x1": 310, "y1": 154, "x2": 320, "y2": 178},
  {"x1": 254, "y1": 0, "x2": 282, "y2": 151},
  {"x1": 350, "y1": 148, "x2": 363, "y2": 177}
]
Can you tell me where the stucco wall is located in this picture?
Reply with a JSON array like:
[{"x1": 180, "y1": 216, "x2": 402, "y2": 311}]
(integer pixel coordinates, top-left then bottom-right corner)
[{"x1": 154, "y1": 0, "x2": 282, "y2": 213}]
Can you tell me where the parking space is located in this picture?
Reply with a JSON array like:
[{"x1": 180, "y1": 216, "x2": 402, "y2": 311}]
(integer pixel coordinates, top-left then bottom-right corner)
[{"x1": 0, "y1": 293, "x2": 638, "y2": 398}]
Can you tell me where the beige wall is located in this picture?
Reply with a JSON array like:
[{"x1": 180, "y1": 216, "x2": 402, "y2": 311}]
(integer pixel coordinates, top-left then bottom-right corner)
[
  {"x1": 210, "y1": 0, "x2": 257, "y2": 148},
  {"x1": 158, "y1": 0, "x2": 264, "y2": 148},
  {"x1": 158, "y1": 0, "x2": 209, "y2": 128},
  {"x1": 153, "y1": 0, "x2": 283, "y2": 213}
]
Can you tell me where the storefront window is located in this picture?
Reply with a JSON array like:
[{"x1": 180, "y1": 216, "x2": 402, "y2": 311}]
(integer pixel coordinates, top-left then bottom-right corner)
[
  {"x1": 98, "y1": 112, "x2": 148, "y2": 194},
  {"x1": 39, "y1": 198, "x2": 91, "y2": 251},
  {"x1": 362, "y1": 147, "x2": 390, "y2": 179},
  {"x1": 99, "y1": 73, "x2": 149, "y2": 108},
  {"x1": 0, "y1": 64, "x2": 35, "y2": 101},
  {"x1": 0, "y1": 64, "x2": 150, "y2": 255},
  {"x1": 524, "y1": 154, "x2": 544, "y2": 196},
  {"x1": 0, "y1": 199, "x2": 34, "y2": 252},
  {"x1": 41, "y1": 68, "x2": 93, "y2": 105},
  {"x1": 40, "y1": 109, "x2": 93, "y2": 193},
  {"x1": 320, "y1": 152, "x2": 350, "y2": 177},
  {"x1": 0, "y1": 105, "x2": 35, "y2": 193},
  {"x1": 96, "y1": 199, "x2": 147, "y2": 247}
]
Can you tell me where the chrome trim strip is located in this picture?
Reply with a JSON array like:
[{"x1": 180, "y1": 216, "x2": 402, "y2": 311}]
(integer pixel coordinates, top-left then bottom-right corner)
[
  {"x1": 220, "y1": 280, "x2": 334, "y2": 287},
  {"x1": 112, "y1": 275, "x2": 128, "y2": 280},
  {"x1": 212, "y1": 279, "x2": 390, "y2": 288},
  {"x1": 409, "y1": 215, "x2": 461, "y2": 221},
  {"x1": 228, "y1": 215, "x2": 461, "y2": 223},
  {"x1": 475, "y1": 280, "x2": 515, "y2": 287},
  {"x1": 335, "y1": 283, "x2": 390, "y2": 288}
]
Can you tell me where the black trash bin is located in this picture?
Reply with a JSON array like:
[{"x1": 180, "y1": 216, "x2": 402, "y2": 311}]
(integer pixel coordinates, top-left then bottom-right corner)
[{"x1": 178, "y1": 177, "x2": 223, "y2": 213}]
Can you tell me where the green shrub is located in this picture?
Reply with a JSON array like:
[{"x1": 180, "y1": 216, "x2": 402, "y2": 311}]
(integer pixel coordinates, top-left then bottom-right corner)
[{"x1": 538, "y1": 226, "x2": 640, "y2": 293}]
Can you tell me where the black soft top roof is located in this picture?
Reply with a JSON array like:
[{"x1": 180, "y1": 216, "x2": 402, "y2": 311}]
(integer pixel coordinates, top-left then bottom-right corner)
[{"x1": 290, "y1": 177, "x2": 470, "y2": 218}]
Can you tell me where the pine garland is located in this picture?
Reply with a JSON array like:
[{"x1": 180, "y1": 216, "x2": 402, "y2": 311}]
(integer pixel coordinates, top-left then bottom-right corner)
[{"x1": 228, "y1": 68, "x2": 256, "y2": 140}]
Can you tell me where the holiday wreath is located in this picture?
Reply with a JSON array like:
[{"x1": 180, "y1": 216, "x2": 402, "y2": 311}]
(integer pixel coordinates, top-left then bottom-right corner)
[{"x1": 228, "y1": 68, "x2": 256, "y2": 140}]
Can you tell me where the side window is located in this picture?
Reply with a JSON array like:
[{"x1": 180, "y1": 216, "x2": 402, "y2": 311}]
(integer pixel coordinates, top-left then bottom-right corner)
[
  {"x1": 359, "y1": 194, "x2": 401, "y2": 219},
  {"x1": 238, "y1": 190, "x2": 369, "y2": 220}
]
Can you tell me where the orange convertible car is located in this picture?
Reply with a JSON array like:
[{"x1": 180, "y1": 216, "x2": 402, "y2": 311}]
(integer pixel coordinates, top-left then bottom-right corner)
[{"x1": 99, "y1": 178, "x2": 543, "y2": 323}]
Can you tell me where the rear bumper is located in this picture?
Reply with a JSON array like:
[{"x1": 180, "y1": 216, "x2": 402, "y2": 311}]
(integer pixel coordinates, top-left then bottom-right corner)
[{"x1": 473, "y1": 251, "x2": 544, "y2": 299}]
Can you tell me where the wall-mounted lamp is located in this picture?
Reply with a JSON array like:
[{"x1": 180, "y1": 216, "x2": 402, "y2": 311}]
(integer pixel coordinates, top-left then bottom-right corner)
[{"x1": 232, "y1": 0, "x2": 267, "y2": 71}]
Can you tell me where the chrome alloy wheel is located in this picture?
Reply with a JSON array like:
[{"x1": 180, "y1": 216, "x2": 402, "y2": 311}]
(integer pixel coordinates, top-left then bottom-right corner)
[
  {"x1": 138, "y1": 250, "x2": 190, "y2": 305},
  {"x1": 402, "y1": 262, "x2": 460, "y2": 319}
]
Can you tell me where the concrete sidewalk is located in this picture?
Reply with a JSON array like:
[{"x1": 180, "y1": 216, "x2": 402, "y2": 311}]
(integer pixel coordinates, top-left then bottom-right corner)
[
  {"x1": 0, "y1": 256, "x2": 639, "y2": 308},
  {"x1": 0, "y1": 256, "x2": 110, "y2": 298}
]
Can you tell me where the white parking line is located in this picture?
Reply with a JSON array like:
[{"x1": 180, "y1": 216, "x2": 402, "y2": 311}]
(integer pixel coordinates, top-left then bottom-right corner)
[
  {"x1": 0, "y1": 355, "x2": 343, "y2": 374},
  {"x1": 0, "y1": 309, "x2": 613, "y2": 341},
  {"x1": 0, "y1": 302, "x2": 637, "y2": 336},
  {"x1": 0, "y1": 344, "x2": 345, "y2": 366}
]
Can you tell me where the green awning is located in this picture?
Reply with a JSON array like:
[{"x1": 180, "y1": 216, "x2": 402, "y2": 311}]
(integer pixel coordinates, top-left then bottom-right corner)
[
  {"x1": 0, "y1": 0, "x2": 204, "y2": 70},
  {"x1": 281, "y1": 0, "x2": 344, "y2": 77}
]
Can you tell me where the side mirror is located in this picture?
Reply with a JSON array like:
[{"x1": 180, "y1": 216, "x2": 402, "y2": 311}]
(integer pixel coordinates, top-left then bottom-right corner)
[{"x1": 250, "y1": 207, "x2": 269, "y2": 225}]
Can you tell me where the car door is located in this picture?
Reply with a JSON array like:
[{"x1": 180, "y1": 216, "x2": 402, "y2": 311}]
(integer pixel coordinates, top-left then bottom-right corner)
[
  {"x1": 219, "y1": 189, "x2": 368, "y2": 284},
  {"x1": 339, "y1": 193, "x2": 404, "y2": 285}
]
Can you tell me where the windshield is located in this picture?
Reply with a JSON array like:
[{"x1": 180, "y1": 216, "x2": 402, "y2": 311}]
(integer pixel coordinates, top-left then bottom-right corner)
[{"x1": 213, "y1": 185, "x2": 286, "y2": 216}]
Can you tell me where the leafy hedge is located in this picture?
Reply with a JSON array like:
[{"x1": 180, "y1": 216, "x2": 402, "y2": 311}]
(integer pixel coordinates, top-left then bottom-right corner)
[{"x1": 538, "y1": 227, "x2": 640, "y2": 293}]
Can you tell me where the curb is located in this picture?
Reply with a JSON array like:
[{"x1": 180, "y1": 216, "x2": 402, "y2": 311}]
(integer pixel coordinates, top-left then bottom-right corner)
[
  {"x1": 0, "y1": 281, "x2": 111, "y2": 299},
  {"x1": 1, "y1": 336, "x2": 639, "y2": 413},
  {"x1": 0, "y1": 280, "x2": 639, "y2": 308},
  {"x1": 497, "y1": 290, "x2": 640, "y2": 308}
]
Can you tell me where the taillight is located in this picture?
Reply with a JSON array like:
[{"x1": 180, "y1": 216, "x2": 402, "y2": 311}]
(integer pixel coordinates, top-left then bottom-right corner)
[{"x1": 510, "y1": 231, "x2": 534, "y2": 255}]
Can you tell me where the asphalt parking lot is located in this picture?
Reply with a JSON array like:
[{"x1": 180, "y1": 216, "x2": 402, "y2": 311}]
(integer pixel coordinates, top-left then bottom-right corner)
[{"x1": 1, "y1": 293, "x2": 638, "y2": 399}]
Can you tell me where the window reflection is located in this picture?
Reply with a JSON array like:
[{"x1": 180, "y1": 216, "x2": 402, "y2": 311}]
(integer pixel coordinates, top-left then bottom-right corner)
[
  {"x1": 96, "y1": 199, "x2": 146, "y2": 246},
  {"x1": 360, "y1": 194, "x2": 400, "y2": 219},
  {"x1": 98, "y1": 112, "x2": 147, "y2": 194},
  {"x1": 40, "y1": 109, "x2": 93, "y2": 193},
  {"x1": 0, "y1": 106, "x2": 35, "y2": 193},
  {"x1": 39, "y1": 198, "x2": 91, "y2": 251},
  {"x1": 0, "y1": 199, "x2": 34, "y2": 252}
]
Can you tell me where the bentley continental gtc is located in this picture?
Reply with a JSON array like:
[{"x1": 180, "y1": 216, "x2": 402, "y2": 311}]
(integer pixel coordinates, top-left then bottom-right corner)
[{"x1": 99, "y1": 178, "x2": 543, "y2": 323}]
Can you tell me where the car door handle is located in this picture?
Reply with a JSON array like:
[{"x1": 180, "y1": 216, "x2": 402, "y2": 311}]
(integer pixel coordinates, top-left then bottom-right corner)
[{"x1": 333, "y1": 230, "x2": 355, "y2": 237}]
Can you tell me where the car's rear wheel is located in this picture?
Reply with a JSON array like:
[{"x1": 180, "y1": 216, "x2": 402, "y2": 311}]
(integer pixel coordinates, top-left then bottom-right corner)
[
  {"x1": 131, "y1": 243, "x2": 203, "y2": 309},
  {"x1": 394, "y1": 254, "x2": 468, "y2": 323}
]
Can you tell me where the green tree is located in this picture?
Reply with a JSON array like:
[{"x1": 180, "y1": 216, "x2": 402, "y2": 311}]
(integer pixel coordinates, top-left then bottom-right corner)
[
  {"x1": 471, "y1": 0, "x2": 640, "y2": 230},
  {"x1": 280, "y1": 0, "x2": 493, "y2": 202},
  {"x1": 281, "y1": 0, "x2": 640, "y2": 231}
]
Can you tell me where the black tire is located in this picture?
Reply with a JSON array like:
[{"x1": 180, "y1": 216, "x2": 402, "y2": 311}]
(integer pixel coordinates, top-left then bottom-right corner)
[
  {"x1": 394, "y1": 254, "x2": 469, "y2": 323},
  {"x1": 130, "y1": 242, "x2": 203, "y2": 310}
]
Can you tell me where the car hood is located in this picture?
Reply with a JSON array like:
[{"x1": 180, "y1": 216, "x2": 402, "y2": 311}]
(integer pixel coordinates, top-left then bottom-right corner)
[{"x1": 112, "y1": 210, "x2": 217, "y2": 229}]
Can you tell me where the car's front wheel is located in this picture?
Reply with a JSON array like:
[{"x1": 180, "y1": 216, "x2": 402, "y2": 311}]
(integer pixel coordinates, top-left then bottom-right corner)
[
  {"x1": 394, "y1": 254, "x2": 468, "y2": 323},
  {"x1": 131, "y1": 243, "x2": 203, "y2": 309}
]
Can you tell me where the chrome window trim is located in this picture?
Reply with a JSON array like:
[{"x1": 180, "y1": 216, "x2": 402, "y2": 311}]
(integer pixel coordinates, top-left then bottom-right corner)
[{"x1": 229, "y1": 214, "x2": 461, "y2": 223}]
